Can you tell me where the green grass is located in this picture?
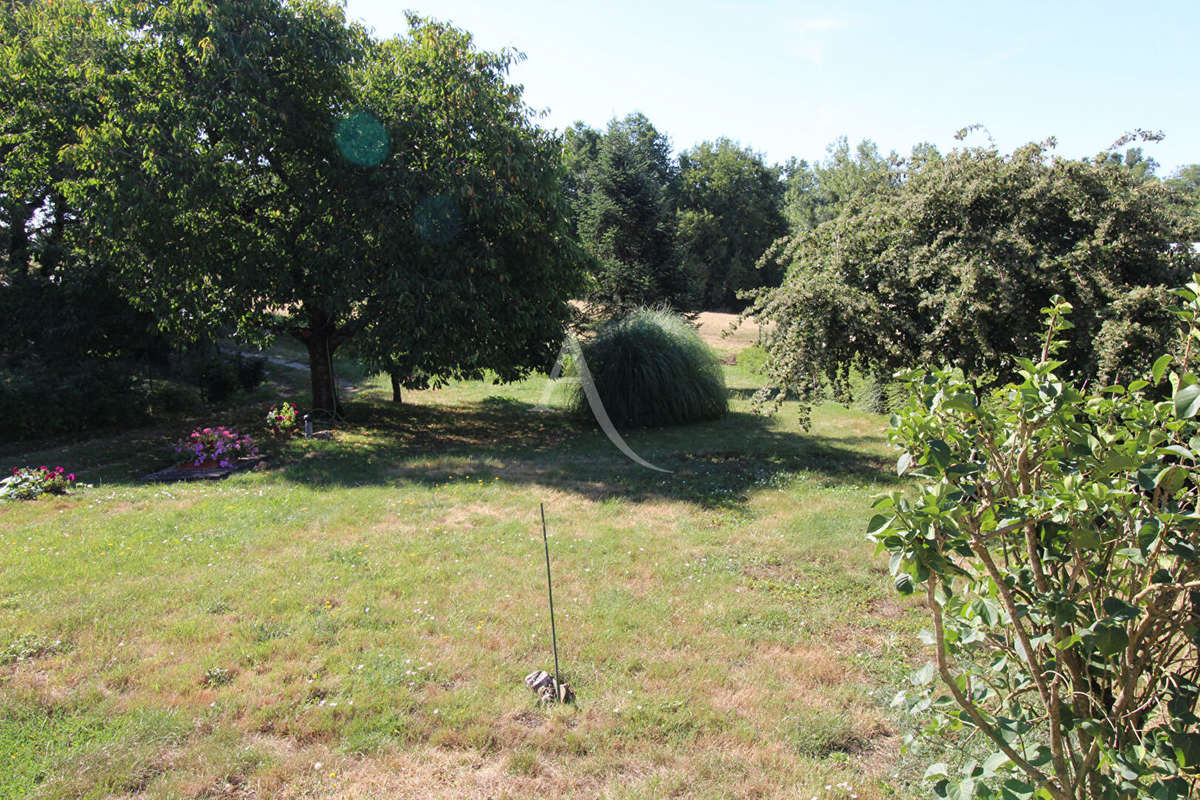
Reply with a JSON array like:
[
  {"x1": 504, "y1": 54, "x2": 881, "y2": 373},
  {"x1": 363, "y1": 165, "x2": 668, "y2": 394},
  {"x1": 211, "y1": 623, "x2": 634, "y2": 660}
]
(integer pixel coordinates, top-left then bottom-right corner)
[{"x1": 0, "y1": 349, "x2": 930, "y2": 800}]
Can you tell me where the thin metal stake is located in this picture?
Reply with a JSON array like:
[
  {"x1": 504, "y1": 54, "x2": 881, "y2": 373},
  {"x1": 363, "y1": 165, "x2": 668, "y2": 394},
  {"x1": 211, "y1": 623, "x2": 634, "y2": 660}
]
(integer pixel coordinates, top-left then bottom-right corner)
[{"x1": 540, "y1": 503, "x2": 561, "y2": 690}]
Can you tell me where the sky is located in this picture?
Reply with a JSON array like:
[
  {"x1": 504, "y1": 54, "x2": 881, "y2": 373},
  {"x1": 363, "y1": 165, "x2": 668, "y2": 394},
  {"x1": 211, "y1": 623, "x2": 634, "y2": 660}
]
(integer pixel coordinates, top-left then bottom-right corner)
[{"x1": 342, "y1": 0, "x2": 1199, "y2": 175}]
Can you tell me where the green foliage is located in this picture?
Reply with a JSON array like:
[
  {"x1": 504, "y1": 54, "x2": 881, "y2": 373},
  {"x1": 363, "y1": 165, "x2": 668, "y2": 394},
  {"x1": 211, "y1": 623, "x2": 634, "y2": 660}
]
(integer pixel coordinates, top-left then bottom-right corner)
[
  {"x1": 675, "y1": 138, "x2": 787, "y2": 310},
  {"x1": 568, "y1": 308, "x2": 727, "y2": 428},
  {"x1": 781, "y1": 137, "x2": 902, "y2": 234},
  {"x1": 349, "y1": 17, "x2": 585, "y2": 394},
  {"x1": 142, "y1": 379, "x2": 203, "y2": 416},
  {"x1": 234, "y1": 355, "x2": 267, "y2": 393},
  {"x1": 873, "y1": 293, "x2": 1200, "y2": 799},
  {"x1": 1167, "y1": 164, "x2": 1200, "y2": 218},
  {"x1": 198, "y1": 359, "x2": 238, "y2": 404},
  {"x1": 0, "y1": 361, "x2": 149, "y2": 442},
  {"x1": 62, "y1": 2, "x2": 581, "y2": 414},
  {"x1": 749, "y1": 137, "x2": 1200, "y2": 426},
  {"x1": 571, "y1": 114, "x2": 689, "y2": 313}
]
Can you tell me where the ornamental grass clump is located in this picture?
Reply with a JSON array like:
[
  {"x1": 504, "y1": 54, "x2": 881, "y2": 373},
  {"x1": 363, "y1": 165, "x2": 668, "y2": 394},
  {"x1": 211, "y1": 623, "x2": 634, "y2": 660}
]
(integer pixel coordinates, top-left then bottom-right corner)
[
  {"x1": 0, "y1": 466, "x2": 75, "y2": 501},
  {"x1": 873, "y1": 286, "x2": 1200, "y2": 799},
  {"x1": 568, "y1": 307, "x2": 727, "y2": 429},
  {"x1": 174, "y1": 426, "x2": 258, "y2": 468}
]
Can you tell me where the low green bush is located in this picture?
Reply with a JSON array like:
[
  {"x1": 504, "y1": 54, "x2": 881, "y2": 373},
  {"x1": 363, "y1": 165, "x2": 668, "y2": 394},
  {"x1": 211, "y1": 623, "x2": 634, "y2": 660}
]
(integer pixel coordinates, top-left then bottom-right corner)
[
  {"x1": 198, "y1": 359, "x2": 238, "y2": 403},
  {"x1": 235, "y1": 355, "x2": 267, "y2": 392},
  {"x1": 143, "y1": 379, "x2": 203, "y2": 415},
  {"x1": 0, "y1": 361, "x2": 147, "y2": 442},
  {"x1": 568, "y1": 307, "x2": 727, "y2": 428}
]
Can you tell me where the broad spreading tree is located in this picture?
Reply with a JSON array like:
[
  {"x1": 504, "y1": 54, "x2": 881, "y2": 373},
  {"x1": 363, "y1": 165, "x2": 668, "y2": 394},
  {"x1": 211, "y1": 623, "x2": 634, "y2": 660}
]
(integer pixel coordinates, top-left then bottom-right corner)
[
  {"x1": 0, "y1": 0, "x2": 173, "y2": 438},
  {"x1": 72, "y1": 0, "x2": 583, "y2": 413},
  {"x1": 747, "y1": 137, "x2": 1200, "y2": 424}
]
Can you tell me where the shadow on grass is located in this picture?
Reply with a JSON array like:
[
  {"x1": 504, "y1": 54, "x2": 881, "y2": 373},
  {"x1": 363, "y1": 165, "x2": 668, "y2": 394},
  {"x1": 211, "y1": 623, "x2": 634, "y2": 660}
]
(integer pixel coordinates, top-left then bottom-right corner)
[
  {"x1": 266, "y1": 396, "x2": 898, "y2": 508},
  {"x1": 1, "y1": 393, "x2": 898, "y2": 509}
]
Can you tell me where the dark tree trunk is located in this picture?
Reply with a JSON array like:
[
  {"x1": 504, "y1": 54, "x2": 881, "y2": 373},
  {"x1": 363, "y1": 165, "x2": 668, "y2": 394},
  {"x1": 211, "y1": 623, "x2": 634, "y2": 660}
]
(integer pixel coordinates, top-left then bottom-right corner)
[
  {"x1": 5, "y1": 198, "x2": 38, "y2": 278},
  {"x1": 292, "y1": 306, "x2": 345, "y2": 416},
  {"x1": 305, "y1": 332, "x2": 340, "y2": 415},
  {"x1": 390, "y1": 370, "x2": 402, "y2": 404},
  {"x1": 39, "y1": 194, "x2": 69, "y2": 274}
]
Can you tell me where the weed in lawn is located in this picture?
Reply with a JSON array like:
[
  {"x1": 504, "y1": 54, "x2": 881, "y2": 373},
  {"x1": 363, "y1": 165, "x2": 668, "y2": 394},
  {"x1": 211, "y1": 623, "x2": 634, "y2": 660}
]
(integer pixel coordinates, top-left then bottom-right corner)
[
  {"x1": 203, "y1": 666, "x2": 235, "y2": 687},
  {"x1": 0, "y1": 633, "x2": 70, "y2": 666}
]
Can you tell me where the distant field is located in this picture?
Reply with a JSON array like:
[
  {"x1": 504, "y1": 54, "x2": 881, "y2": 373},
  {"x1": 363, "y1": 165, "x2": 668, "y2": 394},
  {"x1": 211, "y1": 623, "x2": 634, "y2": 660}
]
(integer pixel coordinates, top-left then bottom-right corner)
[
  {"x1": 692, "y1": 311, "x2": 765, "y2": 357},
  {"x1": 0, "y1": 351, "x2": 928, "y2": 800}
]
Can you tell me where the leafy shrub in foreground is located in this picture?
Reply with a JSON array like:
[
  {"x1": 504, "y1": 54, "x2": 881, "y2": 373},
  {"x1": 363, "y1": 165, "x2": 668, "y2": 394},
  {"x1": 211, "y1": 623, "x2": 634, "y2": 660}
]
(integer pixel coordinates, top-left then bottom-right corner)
[
  {"x1": 568, "y1": 307, "x2": 727, "y2": 428},
  {"x1": 873, "y1": 292, "x2": 1200, "y2": 799}
]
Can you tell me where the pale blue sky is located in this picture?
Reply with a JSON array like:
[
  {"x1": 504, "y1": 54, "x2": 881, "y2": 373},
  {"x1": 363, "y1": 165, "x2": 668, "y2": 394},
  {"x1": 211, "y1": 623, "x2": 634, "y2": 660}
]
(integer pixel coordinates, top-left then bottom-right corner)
[{"x1": 343, "y1": 0, "x2": 1199, "y2": 174}]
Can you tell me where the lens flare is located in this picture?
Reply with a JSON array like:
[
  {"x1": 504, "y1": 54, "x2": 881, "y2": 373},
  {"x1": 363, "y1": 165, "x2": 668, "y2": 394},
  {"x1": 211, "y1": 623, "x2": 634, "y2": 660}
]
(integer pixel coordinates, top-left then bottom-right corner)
[
  {"x1": 413, "y1": 195, "x2": 463, "y2": 245},
  {"x1": 335, "y1": 111, "x2": 389, "y2": 167}
]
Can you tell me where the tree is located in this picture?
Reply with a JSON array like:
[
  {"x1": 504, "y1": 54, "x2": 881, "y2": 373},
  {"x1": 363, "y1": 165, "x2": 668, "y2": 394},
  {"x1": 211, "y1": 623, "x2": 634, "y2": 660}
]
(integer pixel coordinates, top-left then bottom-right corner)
[
  {"x1": 346, "y1": 20, "x2": 587, "y2": 401},
  {"x1": 780, "y1": 136, "x2": 901, "y2": 234},
  {"x1": 575, "y1": 113, "x2": 686, "y2": 313},
  {"x1": 560, "y1": 121, "x2": 601, "y2": 238},
  {"x1": 1168, "y1": 164, "x2": 1200, "y2": 217},
  {"x1": 747, "y1": 138, "x2": 1200, "y2": 425},
  {"x1": 1094, "y1": 146, "x2": 1160, "y2": 181},
  {"x1": 73, "y1": 1, "x2": 583, "y2": 413},
  {"x1": 674, "y1": 138, "x2": 786, "y2": 310},
  {"x1": 0, "y1": 0, "x2": 176, "y2": 439},
  {"x1": 1, "y1": 0, "x2": 123, "y2": 285}
]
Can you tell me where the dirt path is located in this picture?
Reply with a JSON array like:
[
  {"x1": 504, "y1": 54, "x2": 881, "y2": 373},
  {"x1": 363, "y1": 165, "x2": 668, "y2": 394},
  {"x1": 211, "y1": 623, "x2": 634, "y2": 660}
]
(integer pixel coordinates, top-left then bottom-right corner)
[{"x1": 254, "y1": 352, "x2": 359, "y2": 392}]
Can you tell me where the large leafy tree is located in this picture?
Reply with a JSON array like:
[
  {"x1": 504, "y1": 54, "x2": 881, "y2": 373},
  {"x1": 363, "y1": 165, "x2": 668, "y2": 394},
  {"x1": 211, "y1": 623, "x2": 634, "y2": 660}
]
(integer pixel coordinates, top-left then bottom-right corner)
[
  {"x1": 674, "y1": 138, "x2": 786, "y2": 310},
  {"x1": 575, "y1": 113, "x2": 686, "y2": 313},
  {"x1": 347, "y1": 20, "x2": 586, "y2": 400},
  {"x1": 747, "y1": 137, "x2": 1200, "y2": 424},
  {"x1": 74, "y1": 1, "x2": 582, "y2": 413},
  {"x1": 1, "y1": 0, "x2": 166, "y2": 416},
  {"x1": 1, "y1": 0, "x2": 123, "y2": 289}
]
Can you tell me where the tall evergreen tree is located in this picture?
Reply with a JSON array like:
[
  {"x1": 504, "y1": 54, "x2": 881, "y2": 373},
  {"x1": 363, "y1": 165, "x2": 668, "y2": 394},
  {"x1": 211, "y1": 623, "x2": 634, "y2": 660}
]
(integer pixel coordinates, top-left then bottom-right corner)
[{"x1": 576, "y1": 113, "x2": 688, "y2": 313}]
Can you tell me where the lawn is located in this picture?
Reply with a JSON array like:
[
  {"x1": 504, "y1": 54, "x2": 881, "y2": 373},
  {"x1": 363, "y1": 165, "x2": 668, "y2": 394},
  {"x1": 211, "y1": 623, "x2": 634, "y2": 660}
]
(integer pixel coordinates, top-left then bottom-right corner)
[{"x1": 0, "y1": 340, "x2": 929, "y2": 799}]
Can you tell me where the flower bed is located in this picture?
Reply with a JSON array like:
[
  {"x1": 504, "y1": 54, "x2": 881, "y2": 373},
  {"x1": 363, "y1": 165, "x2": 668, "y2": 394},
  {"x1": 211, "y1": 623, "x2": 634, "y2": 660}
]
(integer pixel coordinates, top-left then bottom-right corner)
[
  {"x1": 175, "y1": 427, "x2": 258, "y2": 468},
  {"x1": 267, "y1": 401, "x2": 299, "y2": 436},
  {"x1": 1, "y1": 466, "x2": 75, "y2": 501}
]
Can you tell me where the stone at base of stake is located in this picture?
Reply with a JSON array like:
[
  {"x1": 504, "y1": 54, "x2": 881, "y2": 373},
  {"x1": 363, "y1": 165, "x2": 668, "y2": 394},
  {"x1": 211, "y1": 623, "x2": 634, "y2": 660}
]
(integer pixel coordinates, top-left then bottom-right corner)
[{"x1": 524, "y1": 670, "x2": 574, "y2": 704}]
